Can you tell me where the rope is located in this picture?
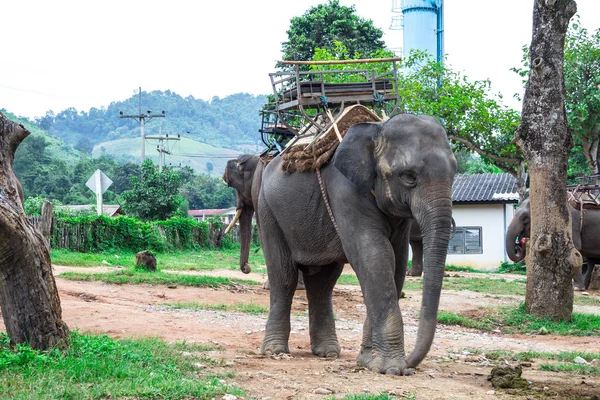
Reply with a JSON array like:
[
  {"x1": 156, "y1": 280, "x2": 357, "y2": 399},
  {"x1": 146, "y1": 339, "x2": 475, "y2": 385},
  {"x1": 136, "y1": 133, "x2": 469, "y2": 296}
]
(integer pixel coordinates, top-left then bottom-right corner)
[{"x1": 316, "y1": 168, "x2": 340, "y2": 236}]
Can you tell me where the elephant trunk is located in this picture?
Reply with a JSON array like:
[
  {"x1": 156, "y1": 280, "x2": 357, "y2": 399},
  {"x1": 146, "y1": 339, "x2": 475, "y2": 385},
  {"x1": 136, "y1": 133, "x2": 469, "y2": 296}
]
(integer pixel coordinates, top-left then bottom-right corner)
[
  {"x1": 505, "y1": 223, "x2": 525, "y2": 263},
  {"x1": 406, "y1": 195, "x2": 453, "y2": 368},
  {"x1": 238, "y1": 205, "x2": 254, "y2": 274}
]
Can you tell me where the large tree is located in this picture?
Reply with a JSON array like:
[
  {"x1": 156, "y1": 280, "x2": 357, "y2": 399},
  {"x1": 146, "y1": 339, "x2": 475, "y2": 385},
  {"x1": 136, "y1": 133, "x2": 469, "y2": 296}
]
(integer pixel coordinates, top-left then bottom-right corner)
[
  {"x1": 0, "y1": 112, "x2": 69, "y2": 349},
  {"x1": 515, "y1": 0, "x2": 579, "y2": 320},
  {"x1": 281, "y1": 0, "x2": 385, "y2": 65}
]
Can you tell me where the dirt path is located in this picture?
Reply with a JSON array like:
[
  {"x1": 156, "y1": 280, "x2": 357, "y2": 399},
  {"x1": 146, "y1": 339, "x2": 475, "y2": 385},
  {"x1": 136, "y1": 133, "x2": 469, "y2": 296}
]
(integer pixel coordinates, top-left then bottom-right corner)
[{"x1": 2, "y1": 265, "x2": 599, "y2": 399}]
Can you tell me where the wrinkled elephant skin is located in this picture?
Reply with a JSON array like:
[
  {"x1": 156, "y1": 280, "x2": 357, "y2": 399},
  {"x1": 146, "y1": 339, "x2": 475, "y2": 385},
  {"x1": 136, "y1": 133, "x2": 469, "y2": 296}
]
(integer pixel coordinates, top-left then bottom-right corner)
[{"x1": 258, "y1": 114, "x2": 457, "y2": 374}]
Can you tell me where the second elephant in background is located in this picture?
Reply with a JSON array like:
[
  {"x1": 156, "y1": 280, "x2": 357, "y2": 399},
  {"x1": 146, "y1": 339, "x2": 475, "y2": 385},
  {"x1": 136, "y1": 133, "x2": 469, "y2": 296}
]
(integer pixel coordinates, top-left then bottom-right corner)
[{"x1": 222, "y1": 154, "x2": 304, "y2": 289}]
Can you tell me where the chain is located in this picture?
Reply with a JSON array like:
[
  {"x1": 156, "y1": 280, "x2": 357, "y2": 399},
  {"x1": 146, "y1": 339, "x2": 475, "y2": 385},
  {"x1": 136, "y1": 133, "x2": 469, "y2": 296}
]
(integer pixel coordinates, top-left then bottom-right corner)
[{"x1": 316, "y1": 168, "x2": 340, "y2": 236}]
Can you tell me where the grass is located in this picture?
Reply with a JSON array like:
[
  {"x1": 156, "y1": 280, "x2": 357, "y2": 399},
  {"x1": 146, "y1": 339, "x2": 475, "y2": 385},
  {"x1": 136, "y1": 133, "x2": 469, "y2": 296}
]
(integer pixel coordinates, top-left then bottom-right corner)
[
  {"x1": 0, "y1": 332, "x2": 242, "y2": 399},
  {"x1": 441, "y1": 277, "x2": 526, "y2": 296},
  {"x1": 461, "y1": 348, "x2": 600, "y2": 376},
  {"x1": 163, "y1": 301, "x2": 268, "y2": 316},
  {"x1": 538, "y1": 362, "x2": 600, "y2": 375},
  {"x1": 438, "y1": 303, "x2": 600, "y2": 336},
  {"x1": 497, "y1": 261, "x2": 527, "y2": 275},
  {"x1": 445, "y1": 264, "x2": 488, "y2": 273},
  {"x1": 573, "y1": 295, "x2": 600, "y2": 307},
  {"x1": 60, "y1": 267, "x2": 260, "y2": 288},
  {"x1": 51, "y1": 248, "x2": 267, "y2": 274}
]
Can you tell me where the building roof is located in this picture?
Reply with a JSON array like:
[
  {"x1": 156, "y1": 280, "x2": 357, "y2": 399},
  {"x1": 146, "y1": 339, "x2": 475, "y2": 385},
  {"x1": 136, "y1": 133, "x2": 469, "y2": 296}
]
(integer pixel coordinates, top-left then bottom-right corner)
[
  {"x1": 452, "y1": 173, "x2": 519, "y2": 203},
  {"x1": 188, "y1": 207, "x2": 237, "y2": 217},
  {"x1": 55, "y1": 204, "x2": 125, "y2": 217}
]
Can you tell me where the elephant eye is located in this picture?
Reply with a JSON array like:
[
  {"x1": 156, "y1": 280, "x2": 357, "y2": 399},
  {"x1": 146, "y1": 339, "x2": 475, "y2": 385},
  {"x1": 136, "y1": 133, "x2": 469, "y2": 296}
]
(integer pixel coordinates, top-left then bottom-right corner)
[{"x1": 400, "y1": 171, "x2": 417, "y2": 187}]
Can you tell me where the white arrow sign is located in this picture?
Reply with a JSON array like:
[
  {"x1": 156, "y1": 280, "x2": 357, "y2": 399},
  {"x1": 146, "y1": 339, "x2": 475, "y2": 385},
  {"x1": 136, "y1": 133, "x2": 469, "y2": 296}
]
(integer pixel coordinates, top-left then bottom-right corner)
[{"x1": 86, "y1": 170, "x2": 113, "y2": 215}]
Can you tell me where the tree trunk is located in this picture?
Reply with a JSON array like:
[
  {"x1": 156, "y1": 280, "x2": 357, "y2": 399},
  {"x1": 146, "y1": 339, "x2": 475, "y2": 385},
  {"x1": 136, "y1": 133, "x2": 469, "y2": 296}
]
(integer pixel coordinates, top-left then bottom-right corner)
[
  {"x1": 40, "y1": 200, "x2": 53, "y2": 246},
  {"x1": 515, "y1": 0, "x2": 579, "y2": 320},
  {"x1": 0, "y1": 112, "x2": 69, "y2": 349}
]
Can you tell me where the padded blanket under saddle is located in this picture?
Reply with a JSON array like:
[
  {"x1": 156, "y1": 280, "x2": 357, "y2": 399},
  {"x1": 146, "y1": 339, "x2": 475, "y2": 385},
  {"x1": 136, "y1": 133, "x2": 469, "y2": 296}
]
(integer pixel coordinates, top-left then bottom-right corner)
[{"x1": 281, "y1": 105, "x2": 381, "y2": 173}]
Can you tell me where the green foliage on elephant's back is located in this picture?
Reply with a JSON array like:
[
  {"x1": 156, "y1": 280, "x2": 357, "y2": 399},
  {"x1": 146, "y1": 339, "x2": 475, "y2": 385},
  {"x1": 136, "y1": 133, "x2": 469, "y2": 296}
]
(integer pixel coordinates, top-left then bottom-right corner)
[{"x1": 51, "y1": 215, "x2": 216, "y2": 253}]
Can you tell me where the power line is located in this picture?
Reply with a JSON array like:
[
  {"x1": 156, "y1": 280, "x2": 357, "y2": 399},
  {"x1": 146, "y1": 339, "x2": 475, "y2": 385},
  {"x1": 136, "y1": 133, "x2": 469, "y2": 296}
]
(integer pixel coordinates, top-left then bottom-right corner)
[{"x1": 119, "y1": 87, "x2": 165, "y2": 164}]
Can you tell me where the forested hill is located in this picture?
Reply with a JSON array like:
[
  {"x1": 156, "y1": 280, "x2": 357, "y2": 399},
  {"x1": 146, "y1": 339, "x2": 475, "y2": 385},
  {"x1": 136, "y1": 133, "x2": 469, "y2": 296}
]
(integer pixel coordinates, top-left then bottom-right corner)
[{"x1": 37, "y1": 90, "x2": 268, "y2": 153}]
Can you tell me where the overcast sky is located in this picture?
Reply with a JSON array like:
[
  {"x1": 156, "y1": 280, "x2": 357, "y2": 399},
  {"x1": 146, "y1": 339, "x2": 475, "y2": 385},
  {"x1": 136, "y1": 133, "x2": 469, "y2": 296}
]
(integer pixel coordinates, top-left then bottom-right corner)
[{"x1": 2, "y1": 0, "x2": 599, "y2": 120}]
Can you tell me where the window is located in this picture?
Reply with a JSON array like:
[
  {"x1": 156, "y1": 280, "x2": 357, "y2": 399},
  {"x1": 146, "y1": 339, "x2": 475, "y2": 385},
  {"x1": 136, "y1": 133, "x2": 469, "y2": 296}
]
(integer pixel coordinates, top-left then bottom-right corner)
[{"x1": 448, "y1": 227, "x2": 483, "y2": 255}]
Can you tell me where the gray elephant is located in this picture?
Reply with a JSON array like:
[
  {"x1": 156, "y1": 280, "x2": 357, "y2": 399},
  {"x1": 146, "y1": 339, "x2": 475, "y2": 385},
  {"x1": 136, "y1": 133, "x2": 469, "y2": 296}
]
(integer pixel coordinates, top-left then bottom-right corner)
[
  {"x1": 222, "y1": 154, "x2": 305, "y2": 289},
  {"x1": 406, "y1": 218, "x2": 456, "y2": 277},
  {"x1": 258, "y1": 114, "x2": 457, "y2": 374},
  {"x1": 506, "y1": 198, "x2": 600, "y2": 290},
  {"x1": 222, "y1": 154, "x2": 262, "y2": 274}
]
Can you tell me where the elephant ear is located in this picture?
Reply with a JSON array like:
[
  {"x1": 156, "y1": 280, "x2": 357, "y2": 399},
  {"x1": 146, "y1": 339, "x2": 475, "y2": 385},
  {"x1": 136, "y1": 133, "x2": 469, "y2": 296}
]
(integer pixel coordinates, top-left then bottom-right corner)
[{"x1": 332, "y1": 122, "x2": 380, "y2": 193}]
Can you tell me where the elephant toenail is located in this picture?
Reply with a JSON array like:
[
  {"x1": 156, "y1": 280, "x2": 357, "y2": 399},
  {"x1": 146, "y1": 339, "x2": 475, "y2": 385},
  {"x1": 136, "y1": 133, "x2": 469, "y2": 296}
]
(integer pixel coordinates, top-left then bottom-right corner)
[{"x1": 386, "y1": 368, "x2": 401, "y2": 375}]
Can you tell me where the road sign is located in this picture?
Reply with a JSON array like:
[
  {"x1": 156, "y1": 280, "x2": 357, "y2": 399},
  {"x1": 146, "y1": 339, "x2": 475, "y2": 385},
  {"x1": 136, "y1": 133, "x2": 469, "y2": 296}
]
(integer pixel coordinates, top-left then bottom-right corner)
[
  {"x1": 86, "y1": 170, "x2": 113, "y2": 195},
  {"x1": 86, "y1": 170, "x2": 113, "y2": 216}
]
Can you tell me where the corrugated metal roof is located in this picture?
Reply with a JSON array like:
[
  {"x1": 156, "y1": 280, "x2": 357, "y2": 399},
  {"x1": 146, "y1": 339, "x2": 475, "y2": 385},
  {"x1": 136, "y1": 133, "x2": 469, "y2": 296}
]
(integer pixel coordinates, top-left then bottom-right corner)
[{"x1": 452, "y1": 173, "x2": 519, "y2": 203}]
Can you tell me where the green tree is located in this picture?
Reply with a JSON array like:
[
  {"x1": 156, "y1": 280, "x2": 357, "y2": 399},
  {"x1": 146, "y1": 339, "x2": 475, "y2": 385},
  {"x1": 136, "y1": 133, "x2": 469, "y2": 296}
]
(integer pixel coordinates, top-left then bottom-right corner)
[
  {"x1": 396, "y1": 51, "x2": 525, "y2": 194},
  {"x1": 111, "y1": 162, "x2": 141, "y2": 194},
  {"x1": 120, "y1": 160, "x2": 184, "y2": 221},
  {"x1": 181, "y1": 173, "x2": 235, "y2": 210},
  {"x1": 564, "y1": 18, "x2": 600, "y2": 175},
  {"x1": 281, "y1": 0, "x2": 385, "y2": 65}
]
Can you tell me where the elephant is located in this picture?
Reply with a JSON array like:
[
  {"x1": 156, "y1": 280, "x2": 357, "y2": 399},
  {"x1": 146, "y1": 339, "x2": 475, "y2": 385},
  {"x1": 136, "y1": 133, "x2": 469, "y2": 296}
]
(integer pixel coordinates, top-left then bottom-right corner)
[
  {"x1": 222, "y1": 154, "x2": 262, "y2": 274},
  {"x1": 257, "y1": 113, "x2": 457, "y2": 374},
  {"x1": 222, "y1": 154, "x2": 305, "y2": 289},
  {"x1": 406, "y1": 218, "x2": 456, "y2": 277},
  {"x1": 506, "y1": 198, "x2": 600, "y2": 290}
]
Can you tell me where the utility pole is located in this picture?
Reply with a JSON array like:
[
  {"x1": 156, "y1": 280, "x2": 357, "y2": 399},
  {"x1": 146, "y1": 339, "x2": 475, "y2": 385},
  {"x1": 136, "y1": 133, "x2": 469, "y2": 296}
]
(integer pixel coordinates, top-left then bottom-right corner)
[
  {"x1": 119, "y1": 87, "x2": 165, "y2": 164},
  {"x1": 146, "y1": 134, "x2": 181, "y2": 172}
]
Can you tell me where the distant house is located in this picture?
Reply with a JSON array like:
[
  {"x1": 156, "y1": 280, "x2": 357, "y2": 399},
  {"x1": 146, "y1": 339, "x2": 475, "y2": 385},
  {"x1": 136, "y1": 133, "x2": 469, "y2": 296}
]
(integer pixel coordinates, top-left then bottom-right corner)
[
  {"x1": 188, "y1": 207, "x2": 238, "y2": 224},
  {"x1": 55, "y1": 204, "x2": 125, "y2": 217},
  {"x1": 446, "y1": 173, "x2": 519, "y2": 269}
]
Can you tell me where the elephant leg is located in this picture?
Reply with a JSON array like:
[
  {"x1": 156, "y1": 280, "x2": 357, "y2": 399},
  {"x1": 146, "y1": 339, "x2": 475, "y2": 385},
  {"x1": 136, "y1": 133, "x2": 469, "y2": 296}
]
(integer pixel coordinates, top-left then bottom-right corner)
[
  {"x1": 406, "y1": 239, "x2": 423, "y2": 277},
  {"x1": 573, "y1": 264, "x2": 586, "y2": 291},
  {"x1": 303, "y1": 262, "x2": 343, "y2": 357},
  {"x1": 350, "y1": 241, "x2": 410, "y2": 375},
  {"x1": 263, "y1": 271, "x2": 305, "y2": 291},
  {"x1": 583, "y1": 261, "x2": 597, "y2": 290},
  {"x1": 260, "y1": 217, "x2": 297, "y2": 355}
]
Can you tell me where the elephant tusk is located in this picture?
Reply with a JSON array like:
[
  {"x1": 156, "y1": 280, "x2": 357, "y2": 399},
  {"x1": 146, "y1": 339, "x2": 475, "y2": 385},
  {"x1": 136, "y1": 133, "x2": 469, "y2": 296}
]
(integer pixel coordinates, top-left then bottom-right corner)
[{"x1": 224, "y1": 209, "x2": 243, "y2": 235}]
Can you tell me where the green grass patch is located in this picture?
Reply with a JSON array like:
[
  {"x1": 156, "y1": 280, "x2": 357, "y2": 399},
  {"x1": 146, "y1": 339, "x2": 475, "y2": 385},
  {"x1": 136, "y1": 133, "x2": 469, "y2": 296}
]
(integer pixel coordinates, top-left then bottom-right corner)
[
  {"x1": 438, "y1": 303, "x2": 600, "y2": 336},
  {"x1": 497, "y1": 261, "x2": 527, "y2": 275},
  {"x1": 481, "y1": 349, "x2": 600, "y2": 363},
  {"x1": 445, "y1": 265, "x2": 488, "y2": 273},
  {"x1": 51, "y1": 248, "x2": 267, "y2": 273},
  {"x1": 437, "y1": 311, "x2": 495, "y2": 330},
  {"x1": 0, "y1": 332, "x2": 242, "y2": 399},
  {"x1": 539, "y1": 362, "x2": 600, "y2": 375},
  {"x1": 164, "y1": 301, "x2": 268, "y2": 316},
  {"x1": 441, "y1": 277, "x2": 526, "y2": 296},
  {"x1": 574, "y1": 295, "x2": 600, "y2": 307},
  {"x1": 60, "y1": 267, "x2": 260, "y2": 288},
  {"x1": 333, "y1": 394, "x2": 401, "y2": 400}
]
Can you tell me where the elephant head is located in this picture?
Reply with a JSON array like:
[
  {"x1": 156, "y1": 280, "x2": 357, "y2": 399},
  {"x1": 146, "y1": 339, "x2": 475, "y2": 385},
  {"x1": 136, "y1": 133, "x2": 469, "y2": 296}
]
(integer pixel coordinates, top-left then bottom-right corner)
[
  {"x1": 333, "y1": 114, "x2": 457, "y2": 369},
  {"x1": 222, "y1": 154, "x2": 260, "y2": 274},
  {"x1": 505, "y1": 199, "x2": 530, "y2": 262}
]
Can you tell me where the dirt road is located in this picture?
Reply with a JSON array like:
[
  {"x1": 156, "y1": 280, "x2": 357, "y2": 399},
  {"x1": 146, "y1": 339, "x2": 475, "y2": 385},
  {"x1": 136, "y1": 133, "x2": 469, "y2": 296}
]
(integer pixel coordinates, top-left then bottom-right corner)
[{"x1": 2, "y1": 265, "x2": 599, "y2": 399}]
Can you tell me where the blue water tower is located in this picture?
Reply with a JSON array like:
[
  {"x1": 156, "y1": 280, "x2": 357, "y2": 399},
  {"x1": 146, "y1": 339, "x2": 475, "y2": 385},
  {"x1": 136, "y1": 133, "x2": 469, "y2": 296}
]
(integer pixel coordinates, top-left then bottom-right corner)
[{"x1": 390, "y1": 0, "x2": 444, "y2": 63}]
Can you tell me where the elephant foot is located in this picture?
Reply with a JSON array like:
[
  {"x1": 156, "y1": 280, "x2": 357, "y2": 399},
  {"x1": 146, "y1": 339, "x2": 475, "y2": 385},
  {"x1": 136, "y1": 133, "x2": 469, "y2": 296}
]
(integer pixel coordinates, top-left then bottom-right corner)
[
  {"x1": 573, "y1": 282, "x2": 586, "y2": 291},
  {"x1": 367, "y1": 355, "x2": 413, "y2": 375},
  {"x1": 261, "y1": 340, "x2": 290, "y2": 356},
  {"x1": 357, "y1": 346, "x2": 373, "y2": 367},
  {"x1": 311, "y1": 339, "x2": 340, "y2": 358},
  {"x1": 406, "y1": 267, "x2": 423, "y2": 277},
  {"x1": 262, "y1": 279, "x2": 270, "y2": 290}
]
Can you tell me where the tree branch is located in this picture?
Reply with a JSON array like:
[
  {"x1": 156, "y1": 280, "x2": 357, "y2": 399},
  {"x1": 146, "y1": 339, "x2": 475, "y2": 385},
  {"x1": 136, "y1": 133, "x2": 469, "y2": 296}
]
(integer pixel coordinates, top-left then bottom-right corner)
[{"x1": 447, "y1": 134, "x2": 522, "y2": 166}]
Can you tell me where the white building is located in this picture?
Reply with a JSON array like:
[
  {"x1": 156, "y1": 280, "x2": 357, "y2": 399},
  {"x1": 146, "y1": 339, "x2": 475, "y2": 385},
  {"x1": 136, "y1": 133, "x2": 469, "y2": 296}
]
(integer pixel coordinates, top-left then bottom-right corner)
[{"x1": 446, "y1": 173, "x2": 519, "y2": 269}]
